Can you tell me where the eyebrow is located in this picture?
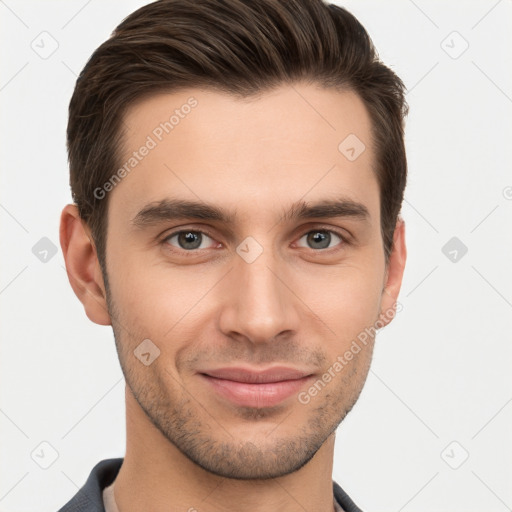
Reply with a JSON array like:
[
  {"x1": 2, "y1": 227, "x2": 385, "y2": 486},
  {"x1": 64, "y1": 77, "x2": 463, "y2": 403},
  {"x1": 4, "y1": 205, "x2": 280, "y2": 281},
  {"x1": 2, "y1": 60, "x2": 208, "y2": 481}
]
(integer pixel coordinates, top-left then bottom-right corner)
[{"x1": 130, "y1": 197, "x2": 370, "y2": 229}]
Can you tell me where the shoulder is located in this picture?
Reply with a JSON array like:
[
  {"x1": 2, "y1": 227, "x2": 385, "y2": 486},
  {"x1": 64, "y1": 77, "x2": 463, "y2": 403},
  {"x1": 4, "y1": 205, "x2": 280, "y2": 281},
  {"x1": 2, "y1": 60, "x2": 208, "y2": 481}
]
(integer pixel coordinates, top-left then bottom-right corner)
[
  {"x1": 57, "y1": 458, "x2": 124, "y2": 512},
  {"x1": 333, "y1": 479, "x2": 364, "y2": 512}
]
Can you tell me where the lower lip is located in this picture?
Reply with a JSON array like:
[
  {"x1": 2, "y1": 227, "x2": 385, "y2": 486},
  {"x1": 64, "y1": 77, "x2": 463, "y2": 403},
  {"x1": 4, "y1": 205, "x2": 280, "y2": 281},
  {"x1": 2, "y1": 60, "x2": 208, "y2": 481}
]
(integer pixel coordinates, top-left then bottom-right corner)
[{"x1": 200, "y1": 374, "x2": 313, "y2": 408}]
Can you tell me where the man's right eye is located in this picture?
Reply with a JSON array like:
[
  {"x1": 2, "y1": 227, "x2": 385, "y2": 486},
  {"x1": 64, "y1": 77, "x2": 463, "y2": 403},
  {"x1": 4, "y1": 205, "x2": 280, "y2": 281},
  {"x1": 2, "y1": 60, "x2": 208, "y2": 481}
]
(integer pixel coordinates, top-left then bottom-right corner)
[{"x1": 162, "y1": 230, "x2": 220, "y2": 252}]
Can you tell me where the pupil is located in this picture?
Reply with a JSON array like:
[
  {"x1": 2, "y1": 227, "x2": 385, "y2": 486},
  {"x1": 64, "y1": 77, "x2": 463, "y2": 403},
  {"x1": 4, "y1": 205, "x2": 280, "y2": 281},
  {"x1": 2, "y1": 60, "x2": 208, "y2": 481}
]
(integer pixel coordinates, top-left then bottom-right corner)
[
  {"x1": 308, "y1": 231, "x2": 330, "y2": 249},
  {"x1": 179, "y1": 231, "x2": 201, "y2": 250}
]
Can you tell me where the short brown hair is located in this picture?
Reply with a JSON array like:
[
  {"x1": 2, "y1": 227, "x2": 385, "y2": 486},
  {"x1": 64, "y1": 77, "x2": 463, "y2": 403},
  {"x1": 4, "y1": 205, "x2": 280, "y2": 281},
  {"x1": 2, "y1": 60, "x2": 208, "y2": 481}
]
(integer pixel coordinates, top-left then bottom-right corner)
[{"x1": 67, "y1": 0, "x2": 408, "y2": 273}]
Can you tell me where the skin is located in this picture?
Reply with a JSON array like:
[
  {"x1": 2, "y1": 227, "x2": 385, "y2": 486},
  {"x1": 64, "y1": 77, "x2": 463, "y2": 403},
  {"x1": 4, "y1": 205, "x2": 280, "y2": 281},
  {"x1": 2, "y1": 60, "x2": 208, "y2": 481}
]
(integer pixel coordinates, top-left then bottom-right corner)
[{"x1": 60, "y1": 82, "x2": 406, "y2": 512}]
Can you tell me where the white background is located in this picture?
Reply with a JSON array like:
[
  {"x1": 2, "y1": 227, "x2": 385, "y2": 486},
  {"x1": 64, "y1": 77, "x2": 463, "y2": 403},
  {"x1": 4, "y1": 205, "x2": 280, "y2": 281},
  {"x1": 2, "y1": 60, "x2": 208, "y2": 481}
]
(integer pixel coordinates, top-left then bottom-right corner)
[{"x1": 1, "y1": 1, "x2": 511, "y2": 511}]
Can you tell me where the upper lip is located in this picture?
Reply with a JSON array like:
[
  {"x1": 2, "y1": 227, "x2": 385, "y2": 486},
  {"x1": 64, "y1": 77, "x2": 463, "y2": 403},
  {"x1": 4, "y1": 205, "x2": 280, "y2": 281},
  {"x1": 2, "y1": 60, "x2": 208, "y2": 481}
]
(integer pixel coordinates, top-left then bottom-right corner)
[{"x1": 200, "y1": 366, "x2": 313, "y2": 384}]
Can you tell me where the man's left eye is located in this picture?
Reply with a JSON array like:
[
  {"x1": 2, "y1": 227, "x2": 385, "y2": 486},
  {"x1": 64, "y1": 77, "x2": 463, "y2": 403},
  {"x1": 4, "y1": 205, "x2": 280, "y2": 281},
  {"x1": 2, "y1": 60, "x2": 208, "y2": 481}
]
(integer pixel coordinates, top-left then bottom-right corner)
[{"x1": 296, "y1": 230, "x2": 345, "y2": 250}]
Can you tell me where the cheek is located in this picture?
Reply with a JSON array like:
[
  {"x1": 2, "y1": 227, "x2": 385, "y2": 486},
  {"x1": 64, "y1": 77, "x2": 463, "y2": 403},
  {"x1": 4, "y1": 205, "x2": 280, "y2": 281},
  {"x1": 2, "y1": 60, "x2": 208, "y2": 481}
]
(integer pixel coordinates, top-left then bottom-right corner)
[
  {"x1": 301, "y1": 262, "x2": 384, "y2": 347},
  {"x1": 110, "y1": 255, "x2": 215, "y2": 343}
]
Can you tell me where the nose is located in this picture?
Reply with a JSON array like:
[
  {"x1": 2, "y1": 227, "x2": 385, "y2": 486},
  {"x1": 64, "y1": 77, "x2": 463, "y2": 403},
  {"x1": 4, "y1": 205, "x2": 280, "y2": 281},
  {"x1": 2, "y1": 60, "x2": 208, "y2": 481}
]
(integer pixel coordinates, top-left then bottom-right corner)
[{"x1": 217, "y1": 245, "x2": 300, "y2": 345}]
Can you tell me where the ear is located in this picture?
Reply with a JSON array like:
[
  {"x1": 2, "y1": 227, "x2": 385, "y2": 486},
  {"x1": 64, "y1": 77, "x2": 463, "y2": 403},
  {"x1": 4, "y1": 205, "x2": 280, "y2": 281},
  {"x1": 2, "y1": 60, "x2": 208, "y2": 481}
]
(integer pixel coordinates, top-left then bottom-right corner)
[
  {"x1": 59, "y1": 204, "x2": 111, "y2": 326},
  {"x1": 378, "y1": 216, "x2": 407, "y2": 327}
]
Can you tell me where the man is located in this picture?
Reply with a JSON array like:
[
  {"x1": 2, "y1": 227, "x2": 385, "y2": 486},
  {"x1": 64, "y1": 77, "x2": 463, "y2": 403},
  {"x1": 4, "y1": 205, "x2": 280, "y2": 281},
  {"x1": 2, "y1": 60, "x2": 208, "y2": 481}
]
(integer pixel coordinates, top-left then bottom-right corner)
[{"x1": 58, "y1": 0, "x2": 407, "y2": 510}]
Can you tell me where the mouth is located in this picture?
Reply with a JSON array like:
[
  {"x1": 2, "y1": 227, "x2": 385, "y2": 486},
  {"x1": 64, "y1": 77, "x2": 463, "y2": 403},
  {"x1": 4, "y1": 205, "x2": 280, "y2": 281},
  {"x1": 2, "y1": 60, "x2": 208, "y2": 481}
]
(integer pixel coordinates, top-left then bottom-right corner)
[{"x1": 198, "y1": 366, "x2": 315, "y2": 408}]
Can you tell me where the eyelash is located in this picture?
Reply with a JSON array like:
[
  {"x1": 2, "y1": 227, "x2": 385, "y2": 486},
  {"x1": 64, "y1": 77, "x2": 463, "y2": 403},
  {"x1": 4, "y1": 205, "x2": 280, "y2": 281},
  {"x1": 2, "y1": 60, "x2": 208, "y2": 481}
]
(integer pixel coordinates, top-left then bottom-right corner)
[{"x1": 160, "y1": 226, "x2": 350, "y2": 255}]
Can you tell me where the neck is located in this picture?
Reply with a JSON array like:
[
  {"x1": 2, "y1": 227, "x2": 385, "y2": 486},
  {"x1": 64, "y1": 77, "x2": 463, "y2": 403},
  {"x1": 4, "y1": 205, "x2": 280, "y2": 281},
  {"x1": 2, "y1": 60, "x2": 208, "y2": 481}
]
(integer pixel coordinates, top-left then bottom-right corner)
[{"x1": 114, "y1": 386, "x2": 338, "y2": 512}]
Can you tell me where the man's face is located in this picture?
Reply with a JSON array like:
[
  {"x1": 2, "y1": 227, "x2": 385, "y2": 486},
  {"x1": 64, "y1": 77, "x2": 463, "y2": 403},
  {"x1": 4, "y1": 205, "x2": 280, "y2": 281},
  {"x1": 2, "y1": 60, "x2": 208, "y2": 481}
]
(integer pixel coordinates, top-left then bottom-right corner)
[{"x1": 102, "y1": 83, "x2": 399, "y2": 479}]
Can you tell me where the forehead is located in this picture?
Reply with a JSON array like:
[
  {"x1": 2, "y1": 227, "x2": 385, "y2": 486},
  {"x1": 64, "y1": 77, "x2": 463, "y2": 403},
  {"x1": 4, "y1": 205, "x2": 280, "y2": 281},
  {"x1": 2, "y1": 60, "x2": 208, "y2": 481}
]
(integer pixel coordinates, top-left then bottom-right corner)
[{"x1": 110, "y1": 83, "x2": 378, "y2": 228}]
